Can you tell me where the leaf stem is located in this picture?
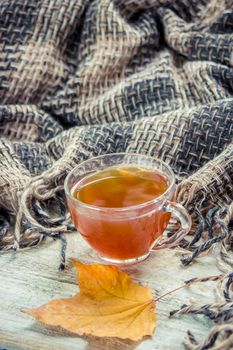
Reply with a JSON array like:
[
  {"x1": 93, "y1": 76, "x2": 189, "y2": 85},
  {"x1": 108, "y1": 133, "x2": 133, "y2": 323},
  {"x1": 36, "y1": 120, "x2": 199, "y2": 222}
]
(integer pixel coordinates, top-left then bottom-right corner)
[
  {"x1": 155, "y1": 274, "x2": 226, "y2": 302},
  {"x1": 155, "y1": 284, "x2": 186, "y2": 302}
]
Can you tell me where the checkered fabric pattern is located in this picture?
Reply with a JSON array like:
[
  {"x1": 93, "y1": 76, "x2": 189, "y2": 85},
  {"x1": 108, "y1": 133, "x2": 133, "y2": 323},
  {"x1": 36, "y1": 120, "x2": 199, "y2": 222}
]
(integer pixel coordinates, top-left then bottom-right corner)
[{"x1": 0, "y1": 1, "x2": 232, "y2": 347}]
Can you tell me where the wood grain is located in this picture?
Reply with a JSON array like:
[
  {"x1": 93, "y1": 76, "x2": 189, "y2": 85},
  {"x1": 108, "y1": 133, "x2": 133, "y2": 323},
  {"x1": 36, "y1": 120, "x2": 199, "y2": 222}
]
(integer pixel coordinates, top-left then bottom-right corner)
[{"x1": 0, "y1": 234, "x2": 221, "y2": 350}]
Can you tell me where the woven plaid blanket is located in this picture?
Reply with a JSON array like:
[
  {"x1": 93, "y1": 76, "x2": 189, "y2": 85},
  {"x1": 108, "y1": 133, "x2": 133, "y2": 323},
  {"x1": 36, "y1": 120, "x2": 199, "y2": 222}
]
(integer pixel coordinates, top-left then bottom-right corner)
[{"x1": 0, "y1": 0, "x2": 232, "y2": 348}]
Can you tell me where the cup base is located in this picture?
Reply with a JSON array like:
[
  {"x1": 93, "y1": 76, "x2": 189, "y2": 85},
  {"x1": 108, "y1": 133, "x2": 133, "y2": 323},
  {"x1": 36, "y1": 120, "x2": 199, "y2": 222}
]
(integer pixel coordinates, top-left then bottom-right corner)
[{"x1": 98, "y1": 252, "x2": 150, "y2": 265}]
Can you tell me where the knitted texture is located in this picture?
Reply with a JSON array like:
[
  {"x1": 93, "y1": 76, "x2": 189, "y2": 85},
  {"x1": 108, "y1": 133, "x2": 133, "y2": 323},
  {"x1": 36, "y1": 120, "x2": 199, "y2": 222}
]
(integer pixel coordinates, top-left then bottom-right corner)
[{"x1": 0, "y1": 0, "x2": 233, "y2": 348}]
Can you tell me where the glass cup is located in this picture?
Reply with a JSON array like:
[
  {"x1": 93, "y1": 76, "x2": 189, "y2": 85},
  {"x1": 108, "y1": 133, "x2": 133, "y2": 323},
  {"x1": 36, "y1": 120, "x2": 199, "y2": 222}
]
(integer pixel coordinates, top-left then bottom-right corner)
[{"x1": 64, "y1": 153, "x2": 191, "y2": 264}]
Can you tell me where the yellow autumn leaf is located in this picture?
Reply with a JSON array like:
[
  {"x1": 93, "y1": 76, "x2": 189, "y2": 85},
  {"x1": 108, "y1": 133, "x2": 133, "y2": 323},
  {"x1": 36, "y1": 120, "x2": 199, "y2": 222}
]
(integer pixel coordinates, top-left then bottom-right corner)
[{"x1": 23, "y1": 260, "x2": 156, "y2": 341}]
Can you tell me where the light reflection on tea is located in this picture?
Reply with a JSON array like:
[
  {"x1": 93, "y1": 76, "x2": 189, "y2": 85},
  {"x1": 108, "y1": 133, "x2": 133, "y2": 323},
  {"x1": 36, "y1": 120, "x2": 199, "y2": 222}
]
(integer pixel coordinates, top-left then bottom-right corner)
[{"x1": 73, "y1": 166, "x2": 169, "y2": 208}]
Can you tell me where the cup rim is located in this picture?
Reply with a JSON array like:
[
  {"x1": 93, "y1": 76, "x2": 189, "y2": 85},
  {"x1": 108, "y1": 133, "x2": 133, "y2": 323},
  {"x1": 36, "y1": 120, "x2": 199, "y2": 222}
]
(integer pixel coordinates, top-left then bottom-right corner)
[{"x1": 64, "y1": 153, "x2": 176, "y2": 212}]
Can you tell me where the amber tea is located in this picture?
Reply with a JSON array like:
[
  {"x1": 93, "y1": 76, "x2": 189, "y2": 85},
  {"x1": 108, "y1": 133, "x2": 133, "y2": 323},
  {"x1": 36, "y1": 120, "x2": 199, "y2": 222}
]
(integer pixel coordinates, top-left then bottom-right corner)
[
  {"x1": 68, "y1": 166, "x2": 171, "y2": 260},
  {"x1": 74, "y1": 166, "x2": 168, "y2": 207},
  {"x1": 65, "y1": 154, "x2": 191, "y2": 264}
]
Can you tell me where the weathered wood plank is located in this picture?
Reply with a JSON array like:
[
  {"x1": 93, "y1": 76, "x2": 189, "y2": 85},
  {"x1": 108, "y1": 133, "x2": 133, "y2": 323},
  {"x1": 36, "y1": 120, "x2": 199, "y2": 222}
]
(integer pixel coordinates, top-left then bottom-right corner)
[{"x1": 0, "y1": 234, "x2": 221, "y2": 350}]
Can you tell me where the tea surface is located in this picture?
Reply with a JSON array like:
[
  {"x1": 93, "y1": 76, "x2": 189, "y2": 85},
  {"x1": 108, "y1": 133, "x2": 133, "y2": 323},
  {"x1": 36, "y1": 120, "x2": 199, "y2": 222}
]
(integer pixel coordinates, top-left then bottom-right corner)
[{"x1": 73, "y1": 166, "x2": 169, "y2": 208}]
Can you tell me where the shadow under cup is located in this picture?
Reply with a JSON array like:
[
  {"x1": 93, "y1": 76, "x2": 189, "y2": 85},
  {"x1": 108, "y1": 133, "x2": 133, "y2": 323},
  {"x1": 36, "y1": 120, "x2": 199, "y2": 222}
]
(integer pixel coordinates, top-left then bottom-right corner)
[{"x1": 64, "y1": 153, "x2": 191, "y2": 264}]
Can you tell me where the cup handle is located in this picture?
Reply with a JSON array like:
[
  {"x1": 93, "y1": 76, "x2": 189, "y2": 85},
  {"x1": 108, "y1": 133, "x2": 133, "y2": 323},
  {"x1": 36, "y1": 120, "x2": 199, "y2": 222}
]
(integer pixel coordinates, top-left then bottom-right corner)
[{"x1": 151, "y1": 201, "x2": 192, "y2": 250}]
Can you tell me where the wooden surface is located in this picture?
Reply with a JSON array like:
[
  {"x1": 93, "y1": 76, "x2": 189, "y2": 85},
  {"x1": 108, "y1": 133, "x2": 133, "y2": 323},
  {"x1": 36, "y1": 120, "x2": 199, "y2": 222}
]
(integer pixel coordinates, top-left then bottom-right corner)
[{"x1": 0, "y1": 233, "x2": 221, "y2": 350}]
